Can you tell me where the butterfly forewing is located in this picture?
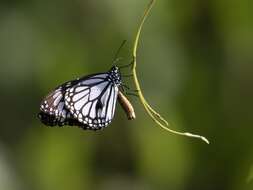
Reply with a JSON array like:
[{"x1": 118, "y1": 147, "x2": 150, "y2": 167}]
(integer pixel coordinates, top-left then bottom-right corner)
[{"x1": 64, "y1": 73, "x2": 119, "y2": 130}]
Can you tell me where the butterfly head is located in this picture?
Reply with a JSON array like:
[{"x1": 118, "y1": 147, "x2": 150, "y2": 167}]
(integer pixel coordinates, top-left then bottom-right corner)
[{"x1": 108, "y1": 65, "x2": 121, "y2": 86}]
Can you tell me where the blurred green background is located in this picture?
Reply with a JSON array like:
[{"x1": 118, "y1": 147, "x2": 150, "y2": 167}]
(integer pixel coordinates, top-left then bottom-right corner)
[{"x1": 0, "y1": 0, "x2": 253, "y2": 190}]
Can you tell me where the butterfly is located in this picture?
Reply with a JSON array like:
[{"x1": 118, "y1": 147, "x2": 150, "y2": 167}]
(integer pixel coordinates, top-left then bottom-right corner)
[{"x1": 38, "y1": 66, "x2": 122, "y2": 130}]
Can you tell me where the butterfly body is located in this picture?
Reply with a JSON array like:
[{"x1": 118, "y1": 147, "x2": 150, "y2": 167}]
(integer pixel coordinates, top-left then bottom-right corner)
[{"x1": 38, "y1": 66, "x2": 121, "y2": 130}]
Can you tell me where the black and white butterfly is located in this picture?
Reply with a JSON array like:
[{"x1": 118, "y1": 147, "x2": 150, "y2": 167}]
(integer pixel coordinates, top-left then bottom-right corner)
[{"x1": 38, "y1": 66, "x2": 122, "y2": 130}]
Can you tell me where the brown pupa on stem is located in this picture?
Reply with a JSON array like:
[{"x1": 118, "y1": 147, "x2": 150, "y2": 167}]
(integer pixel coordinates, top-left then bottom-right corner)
[{"x1": 118, "y1": 91, "x2": 136, "y2": 120}]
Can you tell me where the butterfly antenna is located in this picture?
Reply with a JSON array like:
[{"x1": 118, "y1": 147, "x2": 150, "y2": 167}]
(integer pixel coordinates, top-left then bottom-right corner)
[
  {"x1": 112, "y1": 40, "x2": 133, "y2": 70},
  {"x1": 113, "y1": 40, "x2": 127, "y2": 64}
]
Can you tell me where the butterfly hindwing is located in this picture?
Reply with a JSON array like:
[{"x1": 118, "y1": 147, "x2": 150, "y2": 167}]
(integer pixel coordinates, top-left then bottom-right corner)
[{"x1": 38, "y1": 80, "x2": 86, "y2": 127}]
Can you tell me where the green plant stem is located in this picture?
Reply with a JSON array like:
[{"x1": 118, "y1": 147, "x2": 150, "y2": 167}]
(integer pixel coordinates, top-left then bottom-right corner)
[{"x1": 131, "y1": 0, "x2": 209, "y2": 144}]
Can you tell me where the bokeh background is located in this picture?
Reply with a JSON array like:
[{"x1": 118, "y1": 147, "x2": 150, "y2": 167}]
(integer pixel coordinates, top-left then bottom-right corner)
[{"x1": 0, "y1": 0, "x2": 253, "y2": 190}]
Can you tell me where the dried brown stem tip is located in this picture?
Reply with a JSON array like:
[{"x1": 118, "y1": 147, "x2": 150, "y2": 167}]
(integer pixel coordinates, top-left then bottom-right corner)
[{"x1": 118, "y1": 91, "x2": 136, "y2": 120}]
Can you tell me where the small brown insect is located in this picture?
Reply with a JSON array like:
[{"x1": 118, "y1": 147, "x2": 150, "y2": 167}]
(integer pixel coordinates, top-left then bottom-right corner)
[{"x1": 118, "y1": 91, "x2": 136, "y2": 120}]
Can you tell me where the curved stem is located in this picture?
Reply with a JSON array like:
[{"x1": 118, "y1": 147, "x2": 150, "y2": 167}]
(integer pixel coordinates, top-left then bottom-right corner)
[{"x1": 131, "y1": 0, "x2": 209, "y2": 144}]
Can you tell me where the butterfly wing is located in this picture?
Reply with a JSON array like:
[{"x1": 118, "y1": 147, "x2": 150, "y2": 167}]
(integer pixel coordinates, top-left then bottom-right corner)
[
  {"x1": 38, "y1": 111, "x2": 84, "y2": 127},
  {"x1": 64, "y1": 74, "x2": 119, "y2": 130},
  {"x1": 38, "y1": 80, "x2": 85, "y2": 127}
]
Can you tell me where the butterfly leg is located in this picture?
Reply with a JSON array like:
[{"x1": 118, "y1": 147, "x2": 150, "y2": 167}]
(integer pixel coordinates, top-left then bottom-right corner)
[
  {"x1": 121, "y1": 84, "x2": 139, "y2": 92},
  {"x1": 118, "y1": 60, "x2": 134, "y2": 69},
  {"x1": 125, "y1": 92, "x2": 139, "y2": 97},
  {"x1": 121, "y1": 74, "x2": 133, "y2": 78},
  {"x1": 120, "y1": 84, "x2": 139, "y2": 97}
]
